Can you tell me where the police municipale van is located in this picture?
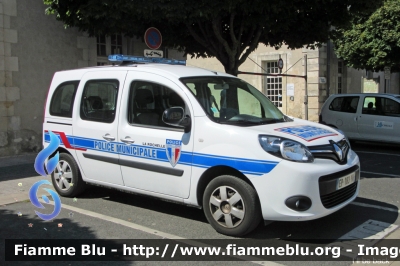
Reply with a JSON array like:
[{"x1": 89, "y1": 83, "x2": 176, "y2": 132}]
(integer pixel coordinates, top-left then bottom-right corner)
[{"x1": 43, "y1": 55, "x2": 360, "y2": 236}]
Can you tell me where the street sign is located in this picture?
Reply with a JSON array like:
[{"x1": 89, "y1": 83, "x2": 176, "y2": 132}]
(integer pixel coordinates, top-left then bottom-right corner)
[
  {"x1": 384, "y1": 66, "x2": 391, "y2": 80},
  {"x1": 144, "y1": 49, "x2": 163, "y2": 58},
  {"x1": 144, "y1": 27, "x2": 162, "y2": 50},
  {"x1": 287, "y1": 83, "x2": 294, "y2": 96},
  {"x1": 277, "y1": 58, "x2": 284, "y2": 69}
]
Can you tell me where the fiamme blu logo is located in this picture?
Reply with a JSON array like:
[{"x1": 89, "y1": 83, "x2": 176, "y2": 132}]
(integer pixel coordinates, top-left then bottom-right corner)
[{"x1": 30, "y1": 131, "x2": 62, "y2": 220}]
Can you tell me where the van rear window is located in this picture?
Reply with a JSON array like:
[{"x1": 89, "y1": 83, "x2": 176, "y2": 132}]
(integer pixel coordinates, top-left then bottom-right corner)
[{"x1": 49, "y1": 81, "x2": 79, "y2": 118}]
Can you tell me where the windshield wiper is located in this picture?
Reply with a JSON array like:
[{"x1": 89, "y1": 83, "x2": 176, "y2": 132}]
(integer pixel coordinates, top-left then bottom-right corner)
[
  {"x1": 257, "y1": 118, "x2": 285, "y2": 125},
  {"x1": 221, "y1": 118, "x2": 285, "y2": 125},
  {"x1": 220, "y1": 119, "x2": 261, "y2": 125},
  {"x1": 283, "y1": 115, "x2": 294, "y2": 122}
]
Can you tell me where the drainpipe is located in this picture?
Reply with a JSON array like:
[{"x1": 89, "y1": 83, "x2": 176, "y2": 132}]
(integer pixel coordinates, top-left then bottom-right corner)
[
  {"x1": 327, "y1": 41, "x2": 331, "y2": 97},
  {"x1": 304, "y1": 54, "x2": 308, "y2": 120}
]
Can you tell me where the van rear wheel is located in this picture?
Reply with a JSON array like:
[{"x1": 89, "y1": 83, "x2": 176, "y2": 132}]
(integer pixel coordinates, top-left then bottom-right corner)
[
  {"x1": 51, "y1": 153, "x2": 86, "y2": 197},
  {"x1": 203, "y1": 175, "x2": 261, "y2": 236}
]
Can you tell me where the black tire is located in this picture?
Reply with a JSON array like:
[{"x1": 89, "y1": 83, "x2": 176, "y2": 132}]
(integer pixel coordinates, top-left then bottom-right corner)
[
  {"x1": 202, "y1": 175, "x2": 262, "y2": 236},
  {"x1": 51, "y1": 153, "x2": 86, "y2": 197}
]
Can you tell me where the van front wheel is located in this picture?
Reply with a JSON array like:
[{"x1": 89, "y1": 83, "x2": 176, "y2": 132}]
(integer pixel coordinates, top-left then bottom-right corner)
[
  {"x1": 51, "y1": 153, "x2": 86, "y2": 197},
  {"x1": 203, "y1": 175, "x2": 261, "y2": 236}
]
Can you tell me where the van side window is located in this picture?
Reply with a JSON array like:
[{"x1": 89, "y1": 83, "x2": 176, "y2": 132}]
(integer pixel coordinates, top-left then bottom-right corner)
[
  {"x1": 329, "y1": 96, "x2": 359, "y2": 113},
  {"x1": 128, "y1": 81, "x2": 186, "y2": 128},
  {"x1": 80, "y1": 79, "x2": 119, "y2": 123},
  {"x1": 49, "y1": 81, "x2": 79, "y2": 118},
  {"x1": 362, "y1": 96, "x2": 400, "y2": 116}
]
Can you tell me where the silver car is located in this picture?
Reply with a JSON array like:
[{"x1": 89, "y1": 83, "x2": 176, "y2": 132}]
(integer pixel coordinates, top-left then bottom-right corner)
[{"x1": 319, "y1": 93, "x2": 400, "y2": 143}]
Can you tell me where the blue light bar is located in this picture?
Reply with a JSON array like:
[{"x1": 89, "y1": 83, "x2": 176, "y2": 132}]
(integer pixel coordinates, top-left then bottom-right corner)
[{"x1": 108, "y1": 54, "x2": 186, "y2": 66}]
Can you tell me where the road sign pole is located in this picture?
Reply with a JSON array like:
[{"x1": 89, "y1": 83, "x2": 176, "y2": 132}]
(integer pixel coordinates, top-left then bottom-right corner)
[
  {"x1": 304, "y1": 54, "x2": 308, "y2": 120},
  {"x1": 384, "y1": 66, "x2": 391, "y2": 93}
]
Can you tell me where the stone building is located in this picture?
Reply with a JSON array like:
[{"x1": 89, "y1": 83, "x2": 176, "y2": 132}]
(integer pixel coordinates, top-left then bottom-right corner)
[{"x1": 0, "y1": 0, "x2": 183, "y2": 156}]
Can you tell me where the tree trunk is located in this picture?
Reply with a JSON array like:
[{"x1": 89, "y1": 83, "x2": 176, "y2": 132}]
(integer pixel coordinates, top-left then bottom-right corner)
[{"x1": 223, "y1": 62, "x2": 239, "y2": 77}]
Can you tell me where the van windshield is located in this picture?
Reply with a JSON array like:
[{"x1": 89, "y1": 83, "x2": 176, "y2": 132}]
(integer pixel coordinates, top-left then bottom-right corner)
[{"x1": 180, "y1": 76, "x2": 286, "y2": 125}]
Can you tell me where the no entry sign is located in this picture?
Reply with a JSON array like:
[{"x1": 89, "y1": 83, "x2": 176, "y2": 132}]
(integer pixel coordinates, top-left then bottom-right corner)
[{"x1": 144, "y1": 27, "x2": 162, "y2": 50}]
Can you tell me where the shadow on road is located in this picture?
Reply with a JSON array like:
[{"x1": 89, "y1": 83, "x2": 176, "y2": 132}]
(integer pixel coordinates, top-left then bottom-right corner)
[
  {"x1": 72, "y1": 184, "x2": 399, "y2": 241},
  {"x1": 0, "y1": 208, "x2": 133, "y2": 266},
  {"x1": 78, "y1": 184, "x2": 209, "y2": 224},
  {"x1": 247, "y1": 196, "x2": 398, "y2": 241},
  {"x1": 352, "y1": 141, "x2": 400, "y2": 154}
]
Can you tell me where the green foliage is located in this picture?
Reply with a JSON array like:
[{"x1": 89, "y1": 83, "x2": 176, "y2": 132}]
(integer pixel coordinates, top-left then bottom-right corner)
[
  {"x1": 44, "y1": 0, "x2": 381, "y2": 75},
  {"x1": 333, "y1": 0, "x2": 400, "y2": 71}
]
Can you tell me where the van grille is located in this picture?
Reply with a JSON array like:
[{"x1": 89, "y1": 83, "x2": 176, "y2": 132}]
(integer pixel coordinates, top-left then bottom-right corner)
[
  {"x1": 320, "y1": 181, "x2": 358, "y2": 209},
  {"x1": 309, "y1": 138, "x2": 350, "y2": 165}
]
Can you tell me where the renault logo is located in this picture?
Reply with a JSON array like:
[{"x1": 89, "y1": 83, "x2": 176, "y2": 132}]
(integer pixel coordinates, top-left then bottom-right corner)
[
  {"x1": 330, "y1": 139, "x2": 348, "y2": 162},
  {"x1": 332, "y1": 143, "x2": 344, "y2": 161}
]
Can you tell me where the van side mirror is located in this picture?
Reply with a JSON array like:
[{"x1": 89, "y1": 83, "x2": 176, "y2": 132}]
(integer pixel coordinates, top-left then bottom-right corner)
[{"x1": 162, "y1": 107, "x2": 191, "y2": 133}]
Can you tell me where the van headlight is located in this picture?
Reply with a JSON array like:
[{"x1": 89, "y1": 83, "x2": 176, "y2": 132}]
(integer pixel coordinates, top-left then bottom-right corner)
[{"x1": 258, "y1": 135, "x2": 314, "y2": 163}]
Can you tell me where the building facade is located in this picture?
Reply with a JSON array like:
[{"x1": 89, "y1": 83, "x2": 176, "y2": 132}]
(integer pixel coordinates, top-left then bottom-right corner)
[
  {"x1": 0, "y1": 0, "x2": 184, "y2": 156},
  {"x1": 187, "y1": 42, "x2": 400, "y2": 122},
  {"x1": 1, "y1": 0, "x2": 398, "y2": 156}
]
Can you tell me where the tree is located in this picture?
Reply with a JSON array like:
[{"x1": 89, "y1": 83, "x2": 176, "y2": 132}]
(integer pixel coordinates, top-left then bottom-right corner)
[
  {"x1": 333, "y1": 0, "x2": 400, "y2": 72},
  {"x1": 44, "y1": 0, "x2": 381, "y2": 76}
]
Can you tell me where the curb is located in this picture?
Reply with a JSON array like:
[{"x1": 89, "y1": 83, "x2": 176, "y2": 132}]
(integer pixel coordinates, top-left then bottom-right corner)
[{"x1": 0, "y1": 153, "x2": 37, "y2": 168}]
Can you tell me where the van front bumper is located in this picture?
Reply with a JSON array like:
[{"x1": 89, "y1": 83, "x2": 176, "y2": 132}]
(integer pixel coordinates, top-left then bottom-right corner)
[{"x1": 250, "y1": 149, "x2": 360, "y2": 221}]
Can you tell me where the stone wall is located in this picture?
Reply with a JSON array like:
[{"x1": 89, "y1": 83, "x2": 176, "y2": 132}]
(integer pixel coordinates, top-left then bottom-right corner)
[
  {"x1": 0, "y1": 0, "x2": 20, "y2": 155},
  {"x1": 0, "y1": 0, "x2": 185, "y2": 157},
  {"x1": 0, "y1": 0, "x2": 95, "y2": 156}
]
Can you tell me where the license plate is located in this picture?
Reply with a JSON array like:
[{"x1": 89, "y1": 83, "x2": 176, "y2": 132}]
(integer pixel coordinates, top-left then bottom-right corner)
[{"x1": 336, "y1": 172, "x2": 356, "y2": 190}]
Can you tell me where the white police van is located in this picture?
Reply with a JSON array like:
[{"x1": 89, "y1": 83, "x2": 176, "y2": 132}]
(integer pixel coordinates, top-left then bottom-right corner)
[{"x1": 43, "y1": 55, "x2": 360, "y2": 236}]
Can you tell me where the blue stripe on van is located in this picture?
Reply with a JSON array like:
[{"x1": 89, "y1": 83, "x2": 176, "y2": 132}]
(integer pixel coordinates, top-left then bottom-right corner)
[
  {"x1": 192, "y1": 153, "x2": 277, "y2": 174},
  {"x1": 44, "y1": 132, "x2": 278, "y2": 176}
]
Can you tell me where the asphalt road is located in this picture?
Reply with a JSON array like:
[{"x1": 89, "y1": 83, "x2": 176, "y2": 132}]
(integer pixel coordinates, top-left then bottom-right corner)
[
  {"x1": 352, "y1": 141, "x2": 400, "y2": 178},
  {"x1": 1, "y1": 141, "x2": 399, "y2": 266},
  {"x1": 351, "y1": 141, "x2": 400, "y2": 209}
]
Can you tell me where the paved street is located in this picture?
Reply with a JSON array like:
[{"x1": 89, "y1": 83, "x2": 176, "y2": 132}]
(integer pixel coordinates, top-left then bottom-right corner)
[{"x1": 0, "y1": 141, "x2": 399, "y2": 266}]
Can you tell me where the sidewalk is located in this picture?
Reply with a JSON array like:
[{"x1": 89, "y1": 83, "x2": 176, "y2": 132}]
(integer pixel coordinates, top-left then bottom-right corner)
[
  {"x1": 0, "y1": 153, "x2": 37, "y2": 167},
  {"x1": 0, "y1": 153, "x2": 51, "y2": 206}
]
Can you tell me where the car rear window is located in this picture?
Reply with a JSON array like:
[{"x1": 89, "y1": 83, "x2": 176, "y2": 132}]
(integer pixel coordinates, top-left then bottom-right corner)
[{"x1": 329, "y1": 96, "x2": 359, "y2": 113}]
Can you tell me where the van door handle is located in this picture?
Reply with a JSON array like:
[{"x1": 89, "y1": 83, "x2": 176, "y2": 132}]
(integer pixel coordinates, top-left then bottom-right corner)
[
  {"x1": 120, "y1": 137, "x2": 135, "y2": 144},
  {"x1": 102, "y1": 134, "x2": 115, "y2": 141}
]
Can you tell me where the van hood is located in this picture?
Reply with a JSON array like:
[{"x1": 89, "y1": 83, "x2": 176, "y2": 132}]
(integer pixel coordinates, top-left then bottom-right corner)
[{"x1": 247, "y1": 118, "x2": 345, "y2": 146}]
